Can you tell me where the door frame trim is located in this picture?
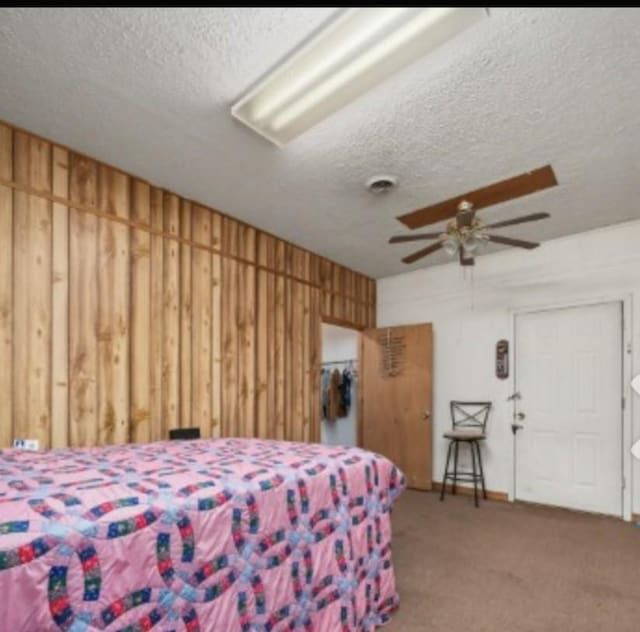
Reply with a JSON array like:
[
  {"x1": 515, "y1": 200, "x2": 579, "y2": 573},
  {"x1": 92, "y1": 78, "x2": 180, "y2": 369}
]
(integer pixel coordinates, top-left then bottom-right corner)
[{"x1": 508, "y1": 294, "x2": 633, "y2": 521}]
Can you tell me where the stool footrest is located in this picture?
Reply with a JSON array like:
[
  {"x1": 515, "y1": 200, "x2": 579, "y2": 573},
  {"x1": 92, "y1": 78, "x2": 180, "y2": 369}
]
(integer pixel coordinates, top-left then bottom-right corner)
[
  {"x1": 443, "y1": 472, "x2": 482, "y2": 482},
  {"x1": 440, "y1": 437, "x2": 487, "y2": 507}
]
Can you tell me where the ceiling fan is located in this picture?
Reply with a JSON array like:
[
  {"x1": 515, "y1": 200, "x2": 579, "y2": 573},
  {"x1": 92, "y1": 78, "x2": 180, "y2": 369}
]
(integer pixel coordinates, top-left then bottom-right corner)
[{"x1": 389, "y1": 165, "x2": 557, "y2": 266}]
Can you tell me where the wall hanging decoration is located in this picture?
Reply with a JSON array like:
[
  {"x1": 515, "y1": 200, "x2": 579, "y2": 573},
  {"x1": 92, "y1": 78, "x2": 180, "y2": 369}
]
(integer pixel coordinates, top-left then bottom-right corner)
[
  {"x1": 496, "y1": 339, "x2": 509, "y2": 379},
  {"x1": 377, "y1": 328, "x2": 406, "y2": 378}
]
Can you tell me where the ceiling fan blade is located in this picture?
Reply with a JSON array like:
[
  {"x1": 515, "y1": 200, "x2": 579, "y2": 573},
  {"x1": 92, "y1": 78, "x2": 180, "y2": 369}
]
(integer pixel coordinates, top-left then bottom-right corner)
[
  {"x1": 484, "y1": 212, "x2": 550, "y2": 230},
  {"x1": 397, "y1": 165, "x2": 557, "y2": 229},
  {"x1": 486, "y1": 234, "x2": 540, "y2": 249},
  {"x1": 459, "y1": 250, "x2": 475, "y2": 266},
  {"x1": 402, "y1": 241, "x2": 443, "y2": 265},
  {"x1": 389, "y1": 232, "x2": 442, "y2": 244}
]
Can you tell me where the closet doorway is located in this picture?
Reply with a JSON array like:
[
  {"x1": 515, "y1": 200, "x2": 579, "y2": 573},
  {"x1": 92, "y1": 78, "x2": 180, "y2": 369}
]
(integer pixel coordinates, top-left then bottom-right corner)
[{"x1": 320, "y1": 323, "x2": 360, "y2": 447}]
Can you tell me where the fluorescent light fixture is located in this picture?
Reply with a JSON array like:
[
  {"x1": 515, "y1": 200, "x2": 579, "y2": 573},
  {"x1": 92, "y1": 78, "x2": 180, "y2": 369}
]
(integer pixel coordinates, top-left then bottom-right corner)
[{"x1": 231, "y1": 7, "x2": 488, "y2": 146}]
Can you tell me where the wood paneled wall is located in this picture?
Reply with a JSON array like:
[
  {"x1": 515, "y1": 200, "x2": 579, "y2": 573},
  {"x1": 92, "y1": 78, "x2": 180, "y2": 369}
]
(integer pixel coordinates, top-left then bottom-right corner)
[{"x1": 0, "y1": 121, "x2": 376, "y2": 449}]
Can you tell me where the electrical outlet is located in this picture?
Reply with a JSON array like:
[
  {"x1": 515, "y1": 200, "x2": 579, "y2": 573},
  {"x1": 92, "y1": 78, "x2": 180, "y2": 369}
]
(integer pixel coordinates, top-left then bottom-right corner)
[{"x1": 13, "y1": 439, "x2": 40, "y2": 450}]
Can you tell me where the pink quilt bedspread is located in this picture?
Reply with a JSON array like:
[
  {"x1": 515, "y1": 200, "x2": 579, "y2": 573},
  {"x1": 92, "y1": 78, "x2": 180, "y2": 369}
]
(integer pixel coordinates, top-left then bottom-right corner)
[{"x1": 0, "y1": 438, "x2": 405, "y2": 631}]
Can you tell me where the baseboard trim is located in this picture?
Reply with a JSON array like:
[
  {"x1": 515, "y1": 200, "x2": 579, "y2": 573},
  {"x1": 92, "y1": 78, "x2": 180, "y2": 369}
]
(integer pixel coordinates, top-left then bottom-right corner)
[
  {"x1": 432, "y1": 484, "x2": 638, "y2": 518},
  {"x1": 432, "y1": 481, "x2": 509, "y2": 502}
]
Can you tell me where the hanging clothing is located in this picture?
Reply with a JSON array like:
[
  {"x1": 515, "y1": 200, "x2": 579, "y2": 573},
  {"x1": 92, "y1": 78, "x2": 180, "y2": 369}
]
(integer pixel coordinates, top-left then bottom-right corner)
[
  {"x1": 327, "y1": 369, "x2": 343, "y2": 421},
  {"x1": 321, "y1": 363, "x2": 356, "y2": 421},
  {"x1": 321, "y1": 369, "x2": 331, "y2": 419},
  {"x1": 341, "y1": 368, "x2": 352, "y2": 412}
]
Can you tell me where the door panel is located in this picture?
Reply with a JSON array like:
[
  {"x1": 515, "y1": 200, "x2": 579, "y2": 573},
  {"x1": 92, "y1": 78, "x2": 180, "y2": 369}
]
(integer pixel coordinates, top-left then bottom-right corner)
[
  {"x1": 515, "y1": 302, "x2": 622, "y2": 516},
  {"x1": 361, "y1": 324, "x2": 432, "y2": 490}
]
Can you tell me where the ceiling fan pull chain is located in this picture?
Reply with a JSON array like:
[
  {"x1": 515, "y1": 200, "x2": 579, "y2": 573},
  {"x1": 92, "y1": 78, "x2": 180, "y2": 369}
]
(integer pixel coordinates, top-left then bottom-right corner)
[{"x1": 470, "y1": 267, "x2": 475, "y2": 310}]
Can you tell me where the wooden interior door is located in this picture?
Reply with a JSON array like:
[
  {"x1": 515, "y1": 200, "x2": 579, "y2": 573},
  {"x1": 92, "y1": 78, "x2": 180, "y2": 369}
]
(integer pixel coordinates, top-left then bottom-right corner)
[{"x1": 360, "y1": 323, "x2": 433, "y2": 490}]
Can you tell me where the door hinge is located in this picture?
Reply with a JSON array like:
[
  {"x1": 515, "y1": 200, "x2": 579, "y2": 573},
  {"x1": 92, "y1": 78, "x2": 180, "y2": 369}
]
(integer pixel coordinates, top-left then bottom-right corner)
[
  {"x1": 622, "y1": 396, "x2": 626, "y2": 410},
  {"x1": 622, "y1": 476, "x2": 626, "y2": 490}
]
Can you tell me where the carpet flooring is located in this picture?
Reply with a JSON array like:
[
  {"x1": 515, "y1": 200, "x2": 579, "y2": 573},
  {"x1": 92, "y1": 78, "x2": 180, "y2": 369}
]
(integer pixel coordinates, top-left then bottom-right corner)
[{"x1": 387, "y1": 490, "x2": 640, "y2": 631}]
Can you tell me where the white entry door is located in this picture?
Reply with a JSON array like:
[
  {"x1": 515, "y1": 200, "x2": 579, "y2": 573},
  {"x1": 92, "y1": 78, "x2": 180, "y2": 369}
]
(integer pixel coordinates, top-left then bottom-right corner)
[{"x1": 514, "y1": 302, "x2": 623, "y2": 516}]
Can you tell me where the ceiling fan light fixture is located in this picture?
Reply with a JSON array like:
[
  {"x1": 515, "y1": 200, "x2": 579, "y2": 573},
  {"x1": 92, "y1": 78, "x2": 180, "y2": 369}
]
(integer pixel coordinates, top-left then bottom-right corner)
[
  {"x1": 441, "y1": 235, "x2": 460, "y2": 256},
  {"x1": 461, "y1": 231, "x2": 481, "y2": 253}
]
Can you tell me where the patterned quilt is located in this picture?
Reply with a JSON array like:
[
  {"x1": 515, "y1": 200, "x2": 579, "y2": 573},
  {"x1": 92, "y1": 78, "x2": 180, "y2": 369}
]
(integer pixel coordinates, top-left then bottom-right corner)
[{"x1": 0, "y1": 438, "x2": 405, "y2": 631}]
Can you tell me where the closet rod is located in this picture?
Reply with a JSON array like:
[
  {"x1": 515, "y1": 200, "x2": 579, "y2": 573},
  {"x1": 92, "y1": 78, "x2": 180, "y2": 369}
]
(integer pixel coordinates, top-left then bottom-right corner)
[{"x1": 321, "y1": 359, "x2": 357, "y2": 365}]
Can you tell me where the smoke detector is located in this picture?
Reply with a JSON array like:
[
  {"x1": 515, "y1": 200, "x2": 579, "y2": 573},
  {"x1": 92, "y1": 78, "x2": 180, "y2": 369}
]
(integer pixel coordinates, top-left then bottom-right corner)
[{"x1": 366, "y1": 174, "x2": 398, "y2": 194}]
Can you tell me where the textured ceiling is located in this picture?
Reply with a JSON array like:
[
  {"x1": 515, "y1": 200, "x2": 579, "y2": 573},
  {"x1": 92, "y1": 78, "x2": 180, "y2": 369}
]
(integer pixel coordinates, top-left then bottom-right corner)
[{"x1": 1, "y1": 7, "x2": 639, "y2": 278}]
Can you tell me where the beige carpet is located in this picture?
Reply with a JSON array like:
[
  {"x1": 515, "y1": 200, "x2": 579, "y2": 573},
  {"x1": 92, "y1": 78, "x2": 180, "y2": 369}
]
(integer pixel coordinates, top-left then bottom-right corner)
[{"x1": 387, "y1": 490, "x2": 640, "y2": 632}]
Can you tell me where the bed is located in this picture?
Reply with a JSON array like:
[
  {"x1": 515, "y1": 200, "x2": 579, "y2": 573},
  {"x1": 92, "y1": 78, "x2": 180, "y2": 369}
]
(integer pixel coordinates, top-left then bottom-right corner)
[{"x1": 0, "y1": 438, "x2": 405, "y2": 631}]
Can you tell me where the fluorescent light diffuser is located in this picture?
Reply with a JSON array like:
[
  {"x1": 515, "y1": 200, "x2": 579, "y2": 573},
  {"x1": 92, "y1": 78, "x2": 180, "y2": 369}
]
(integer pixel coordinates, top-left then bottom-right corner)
[{"x1": 231, "y1": 8, "x2": 488, "y2": 146}]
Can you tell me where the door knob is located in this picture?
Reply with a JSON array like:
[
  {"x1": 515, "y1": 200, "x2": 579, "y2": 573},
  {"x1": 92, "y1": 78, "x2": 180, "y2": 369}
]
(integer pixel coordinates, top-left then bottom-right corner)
[{"x1": 423, "y1": 411, "x2": 431, "y2": 420}]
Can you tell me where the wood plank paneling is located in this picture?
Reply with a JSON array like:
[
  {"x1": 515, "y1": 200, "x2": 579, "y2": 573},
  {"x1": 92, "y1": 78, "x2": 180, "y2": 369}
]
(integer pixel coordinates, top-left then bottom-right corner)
[
  {"x1": 192, "y1": 205, "x2": 212, "y2": 437},
  {"x1": 51, "y1": 146, "x2": 69, "y2": 448},
  {"x1": 291, "y1": 281, "x2": 304, "y2": 442},
  {"x1": 12, "y1": 132, "x2": 30, "y2": 443},
  {"x1": 274, "y1": 274, "x2": 286, "y2": 440},
  {"x1": 284, "y1": 278, "x2": 293, "y2": 440},
  {"x1": 0, "y1": 120, "x2": 376, "y2": 448},
  {"x1": 27, "y1": 138, "x2": 52, "y2": 449},
  {"x1": 97, "y1": 166, "x2": 130, "y2": 445},
  {"x1": 301, "y1": 283, "x2": 311, "y2": 442},
  {"x1": 130, "y1": 180, "x2": 151, "y2": 443},
  {"x1": 149, "y1": 188, "x2": 164, "y2": 441},
  {"x1": 69, "y1": 154, "x2": 98, "y2": 447},
  {"x1": 256, "y1": 268, "x2": 269, "y2": 439},
  {"x1": 309, "y1": 287, "x2": 321, "y2": 443},
  {"x1": 0, "y1": 125, "x2": 12, "y2": 448},
  {"x1": 162, "y1": 193, "x2": 181, "y2": 435},
  {"x1": 237, "y1": 262, "x2": 248, "y2": 437},
  {"x1": 238, "y1": 225, "x2": 256, "y2": 438},
  {"x1": 222, "y1": 256, "x2": 239, "y2": 437},
  {"x1": 266, "y1": 273, "x2": 277, "y2": 439},
  {"x1": 368, "y1": 279, "x2": 377, "y2": 327},
  {"x1": 180, "y1": 200, "x2": 192, "y2": 430},
  {"x1": 245, "y1": 261, "x2": 256, "y2": 438},
  {"x1": 244, "y1": 227, "x2": 257, "y2": 439},
  {"x1": 211, "y1": 212, "x2": 222, "y2": 438}
]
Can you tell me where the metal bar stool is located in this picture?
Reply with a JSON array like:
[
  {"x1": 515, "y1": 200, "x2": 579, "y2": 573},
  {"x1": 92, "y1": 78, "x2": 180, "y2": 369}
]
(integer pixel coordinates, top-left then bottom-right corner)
[{"x1": 440, "y1": 401, "x2": 491, "y2": 507}]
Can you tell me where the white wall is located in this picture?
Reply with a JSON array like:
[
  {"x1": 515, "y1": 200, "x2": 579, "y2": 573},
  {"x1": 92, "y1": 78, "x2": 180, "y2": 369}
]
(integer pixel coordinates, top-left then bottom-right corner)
[
  {"x1": 378, "y1": 220, "x2": 640, "y2": 516},
  {"x1": 321, "y1": 324, "x2": 359, "y2": 447}
]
